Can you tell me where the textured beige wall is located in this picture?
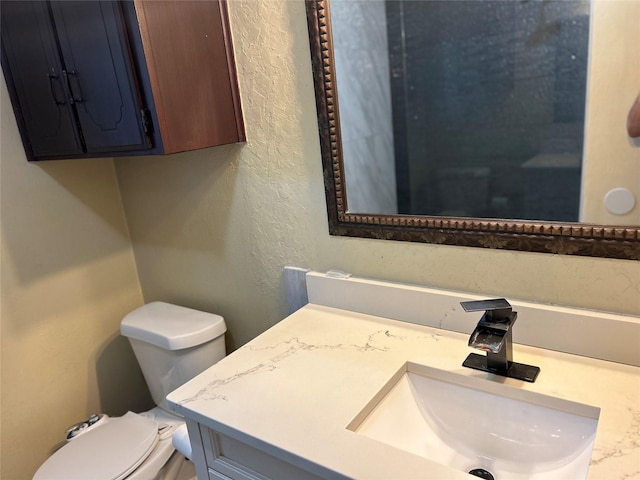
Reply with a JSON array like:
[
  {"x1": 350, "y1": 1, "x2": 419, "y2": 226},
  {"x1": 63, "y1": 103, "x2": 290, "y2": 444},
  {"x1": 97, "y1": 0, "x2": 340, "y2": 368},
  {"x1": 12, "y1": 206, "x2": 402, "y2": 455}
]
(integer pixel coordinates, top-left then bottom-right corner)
[
  {"x1": 116, "y1": 0, "x2": 640, "y2": 357},
  {"x1": 0, "y1": 80, "x2": 149, "y2": 479},
  {"x1": 582, "y1": 0, "x2": 640, "y2": 224}
]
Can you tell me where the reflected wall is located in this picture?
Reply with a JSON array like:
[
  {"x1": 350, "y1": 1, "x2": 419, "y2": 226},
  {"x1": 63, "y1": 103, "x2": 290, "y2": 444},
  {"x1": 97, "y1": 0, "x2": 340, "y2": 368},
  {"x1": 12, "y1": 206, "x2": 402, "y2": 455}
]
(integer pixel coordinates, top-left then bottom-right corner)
[{"x1": 332, "y1": 0, "x2": 397, "y2": 214}]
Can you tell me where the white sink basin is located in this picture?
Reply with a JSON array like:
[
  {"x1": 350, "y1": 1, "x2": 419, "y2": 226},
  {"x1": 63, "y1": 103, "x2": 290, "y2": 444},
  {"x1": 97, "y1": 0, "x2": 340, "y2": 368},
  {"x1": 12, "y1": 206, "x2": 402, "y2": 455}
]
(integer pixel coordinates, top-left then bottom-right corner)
[{"x1": 348, "y1": 363, "x2": 599, "y2": 480}]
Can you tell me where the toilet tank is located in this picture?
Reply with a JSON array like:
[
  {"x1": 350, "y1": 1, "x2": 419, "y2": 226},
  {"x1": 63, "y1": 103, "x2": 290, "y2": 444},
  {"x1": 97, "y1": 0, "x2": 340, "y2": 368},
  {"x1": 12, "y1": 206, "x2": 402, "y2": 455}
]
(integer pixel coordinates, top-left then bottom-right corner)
[{"x1": 121, "y1": 302, "x2": 226, "y2": 412}]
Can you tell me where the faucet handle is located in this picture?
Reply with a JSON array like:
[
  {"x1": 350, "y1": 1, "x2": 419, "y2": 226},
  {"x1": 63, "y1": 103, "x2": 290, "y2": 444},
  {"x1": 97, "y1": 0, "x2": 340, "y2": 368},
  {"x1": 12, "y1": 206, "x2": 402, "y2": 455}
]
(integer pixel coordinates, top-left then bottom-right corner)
[
  {"x1": 461, "y1": 298, "x2": 516, "y2": 329},
  {"x1": 460, "y1": 298, "x2": 511, "y2": 313}
]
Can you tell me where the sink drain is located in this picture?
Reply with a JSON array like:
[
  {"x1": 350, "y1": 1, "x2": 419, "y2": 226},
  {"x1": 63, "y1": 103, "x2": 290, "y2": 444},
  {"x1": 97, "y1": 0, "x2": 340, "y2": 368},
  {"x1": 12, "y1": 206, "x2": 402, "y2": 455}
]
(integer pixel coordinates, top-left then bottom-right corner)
[{"x1": 469, "y1": 468, "x2": 495, "y2": 480}]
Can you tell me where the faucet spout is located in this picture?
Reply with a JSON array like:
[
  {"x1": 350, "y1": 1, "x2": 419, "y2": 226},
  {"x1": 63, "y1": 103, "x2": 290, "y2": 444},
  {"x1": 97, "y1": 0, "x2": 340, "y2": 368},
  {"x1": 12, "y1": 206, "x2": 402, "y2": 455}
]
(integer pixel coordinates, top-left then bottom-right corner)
[
  {"x1": 468, "y1": 326, "x2": 508, "y2": 354},
  {"x1": 469, "y1": 325, "x2": 513, "y2": 374}
]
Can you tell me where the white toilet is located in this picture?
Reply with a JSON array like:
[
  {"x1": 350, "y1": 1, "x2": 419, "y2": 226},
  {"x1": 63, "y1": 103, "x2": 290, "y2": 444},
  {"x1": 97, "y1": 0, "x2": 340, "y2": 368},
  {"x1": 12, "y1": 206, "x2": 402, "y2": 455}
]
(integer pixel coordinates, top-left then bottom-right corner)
[{"x1": 34, "y1": 302, "x2": 226, "y2": 480}]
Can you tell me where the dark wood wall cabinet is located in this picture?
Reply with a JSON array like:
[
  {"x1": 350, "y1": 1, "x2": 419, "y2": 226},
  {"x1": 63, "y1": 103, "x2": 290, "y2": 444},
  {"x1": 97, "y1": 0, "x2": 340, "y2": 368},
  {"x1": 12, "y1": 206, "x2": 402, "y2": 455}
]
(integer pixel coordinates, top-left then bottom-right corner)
[{"x1": 1, "y1": 0, "x2": 245, "y2": 161}]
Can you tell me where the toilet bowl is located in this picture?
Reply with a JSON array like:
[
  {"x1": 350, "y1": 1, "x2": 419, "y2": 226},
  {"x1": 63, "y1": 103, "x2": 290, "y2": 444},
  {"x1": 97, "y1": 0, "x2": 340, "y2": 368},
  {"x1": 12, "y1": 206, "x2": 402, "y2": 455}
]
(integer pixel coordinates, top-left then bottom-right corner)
[{"x1": 34, "y1": 302, "x2": 226, "y2": 480}]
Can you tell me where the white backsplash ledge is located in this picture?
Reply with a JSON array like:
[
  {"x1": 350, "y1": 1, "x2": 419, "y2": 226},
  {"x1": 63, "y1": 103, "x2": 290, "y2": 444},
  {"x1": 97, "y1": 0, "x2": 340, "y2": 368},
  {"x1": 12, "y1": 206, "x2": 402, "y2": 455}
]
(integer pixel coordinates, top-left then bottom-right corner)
[{"x1": 301, "y1": 270, "x2": 640, "y2": 367}]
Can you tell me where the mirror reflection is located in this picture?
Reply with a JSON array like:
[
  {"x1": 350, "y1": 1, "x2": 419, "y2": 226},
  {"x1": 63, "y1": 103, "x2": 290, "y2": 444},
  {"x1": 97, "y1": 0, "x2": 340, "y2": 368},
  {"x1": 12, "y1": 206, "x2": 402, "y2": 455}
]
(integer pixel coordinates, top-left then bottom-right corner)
[
  {"x1": 329, "y1": 0, "x2": 618, "y2": 222},
  {"x1": 306, "y1": 0, "x2": 639, "y2": 259}
]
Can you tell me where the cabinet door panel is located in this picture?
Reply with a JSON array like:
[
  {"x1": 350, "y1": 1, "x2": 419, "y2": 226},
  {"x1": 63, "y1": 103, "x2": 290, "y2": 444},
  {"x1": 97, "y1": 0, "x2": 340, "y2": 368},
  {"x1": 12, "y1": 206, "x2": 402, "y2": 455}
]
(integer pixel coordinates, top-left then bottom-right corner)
[
  {"x1": 50, "y1": 1, "x2": 149, "y2": 153},
  {"x1": 1, "y1": 1, "x2": 83, "y2": 158}
]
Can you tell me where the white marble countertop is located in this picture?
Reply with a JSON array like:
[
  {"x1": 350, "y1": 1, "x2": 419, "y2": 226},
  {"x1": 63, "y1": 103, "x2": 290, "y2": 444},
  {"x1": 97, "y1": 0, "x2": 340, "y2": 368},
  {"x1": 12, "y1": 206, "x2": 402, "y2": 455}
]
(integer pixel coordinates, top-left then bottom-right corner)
[{"x1": 167, "y1": 304, "x2": 640, "y2": 480}]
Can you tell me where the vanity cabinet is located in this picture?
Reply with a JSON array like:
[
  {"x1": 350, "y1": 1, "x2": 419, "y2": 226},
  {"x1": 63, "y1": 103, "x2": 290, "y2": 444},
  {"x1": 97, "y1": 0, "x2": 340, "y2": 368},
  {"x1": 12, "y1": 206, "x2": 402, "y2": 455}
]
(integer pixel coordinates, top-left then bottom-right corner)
[
  {"x1": 187, "y1": 422, "x2": 326, "y2": 480},
  {"x1": 167, "y1": 274, "x2": 640, "y2": 480},
  {"x1": 1, "y1": 0, "x2": 245, "y2": 161}
]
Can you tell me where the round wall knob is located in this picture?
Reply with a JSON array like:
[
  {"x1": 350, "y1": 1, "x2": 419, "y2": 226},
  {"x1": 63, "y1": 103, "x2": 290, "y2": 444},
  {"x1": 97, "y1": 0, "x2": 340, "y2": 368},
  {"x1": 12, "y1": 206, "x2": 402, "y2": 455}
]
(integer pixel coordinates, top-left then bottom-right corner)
[{"x1": 604, "y1": 188, "x2": 635, "y2": 215}]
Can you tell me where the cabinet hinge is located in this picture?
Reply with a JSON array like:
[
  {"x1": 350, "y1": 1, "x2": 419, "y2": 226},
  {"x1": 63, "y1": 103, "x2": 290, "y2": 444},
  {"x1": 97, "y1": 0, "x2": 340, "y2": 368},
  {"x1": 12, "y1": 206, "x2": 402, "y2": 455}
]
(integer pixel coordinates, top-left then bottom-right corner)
[{"x1": 140, "y1": 108, "x2": 152, "y2": 134}]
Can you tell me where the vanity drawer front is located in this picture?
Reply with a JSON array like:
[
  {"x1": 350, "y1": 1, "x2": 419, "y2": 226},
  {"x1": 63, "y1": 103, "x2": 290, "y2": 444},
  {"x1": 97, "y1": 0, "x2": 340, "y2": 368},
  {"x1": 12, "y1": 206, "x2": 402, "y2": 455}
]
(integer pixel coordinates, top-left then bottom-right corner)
[
  {"x1": 209, "y1": 470, "x2": 233, "y2": 480},
  {"x1": 202, "y1": 427, "x2": 325, "y2": 480}
]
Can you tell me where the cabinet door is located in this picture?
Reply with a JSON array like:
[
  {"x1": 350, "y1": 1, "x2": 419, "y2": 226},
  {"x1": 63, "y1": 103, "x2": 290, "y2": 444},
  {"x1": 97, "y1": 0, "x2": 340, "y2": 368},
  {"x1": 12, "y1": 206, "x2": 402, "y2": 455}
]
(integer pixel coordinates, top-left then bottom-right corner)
[
  {"x1": 1, "y1": 1, "x2": 83, "y2": 158},
  {"x1": 50, "y1": 1, "x2": 149, "y2": 153}
]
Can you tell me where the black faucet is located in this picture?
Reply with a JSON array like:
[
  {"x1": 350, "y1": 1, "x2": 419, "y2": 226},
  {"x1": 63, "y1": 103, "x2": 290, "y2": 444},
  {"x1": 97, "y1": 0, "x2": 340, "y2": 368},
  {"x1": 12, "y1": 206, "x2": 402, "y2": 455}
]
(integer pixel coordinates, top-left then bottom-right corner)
[{"x1": 461, "y1": 299, "x2": 540, "y2": 382}]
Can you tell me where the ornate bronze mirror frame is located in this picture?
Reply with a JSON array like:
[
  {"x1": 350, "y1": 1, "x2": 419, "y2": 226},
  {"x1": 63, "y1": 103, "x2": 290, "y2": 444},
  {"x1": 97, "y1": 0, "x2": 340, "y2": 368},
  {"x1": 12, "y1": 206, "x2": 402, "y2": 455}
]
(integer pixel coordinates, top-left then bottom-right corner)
[{"x1": 305, "y1": 0, "x2": 639, "y2": 260}]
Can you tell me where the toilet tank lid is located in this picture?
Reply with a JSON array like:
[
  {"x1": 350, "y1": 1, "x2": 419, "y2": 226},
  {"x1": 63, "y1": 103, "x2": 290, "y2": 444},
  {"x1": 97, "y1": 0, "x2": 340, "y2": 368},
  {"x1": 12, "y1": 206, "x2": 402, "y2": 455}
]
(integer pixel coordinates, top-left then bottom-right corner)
[{"x1": 121, "y1": 302, "x2": 226, "y2": 350}]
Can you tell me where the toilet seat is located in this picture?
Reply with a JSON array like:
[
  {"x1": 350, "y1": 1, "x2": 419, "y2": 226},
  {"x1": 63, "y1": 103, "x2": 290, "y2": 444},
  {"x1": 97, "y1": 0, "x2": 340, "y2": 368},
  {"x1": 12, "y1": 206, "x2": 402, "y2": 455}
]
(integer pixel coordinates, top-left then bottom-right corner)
[{"x1": 34, "y1": 412, "x2": 159, "y2": 480}]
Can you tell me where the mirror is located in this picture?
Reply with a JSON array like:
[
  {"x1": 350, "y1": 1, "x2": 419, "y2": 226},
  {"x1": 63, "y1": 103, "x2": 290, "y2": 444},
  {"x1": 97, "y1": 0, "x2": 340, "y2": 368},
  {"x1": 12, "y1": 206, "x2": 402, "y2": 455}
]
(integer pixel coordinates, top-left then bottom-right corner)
[{"x1": 306, "y1": 0, "x2": 639, "y2": 260}]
